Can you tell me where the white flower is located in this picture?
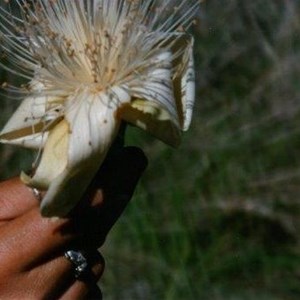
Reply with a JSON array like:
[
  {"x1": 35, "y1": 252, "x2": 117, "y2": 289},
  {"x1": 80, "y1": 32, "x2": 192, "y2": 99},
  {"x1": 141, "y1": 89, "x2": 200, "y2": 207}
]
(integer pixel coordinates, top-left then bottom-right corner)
[{"x1": 0, "y1": 0, "x2": 197, "y2": 217}]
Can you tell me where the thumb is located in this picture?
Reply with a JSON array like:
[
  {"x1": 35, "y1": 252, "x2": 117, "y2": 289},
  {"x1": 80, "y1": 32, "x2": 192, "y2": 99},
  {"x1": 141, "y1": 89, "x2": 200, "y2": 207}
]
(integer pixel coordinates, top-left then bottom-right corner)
[
  {"x1": 75, "y1": 146, "x2": 148, "y2": 249},
  {"x1": 95, "y1": 146, "x2": 148, "y2": 236}
]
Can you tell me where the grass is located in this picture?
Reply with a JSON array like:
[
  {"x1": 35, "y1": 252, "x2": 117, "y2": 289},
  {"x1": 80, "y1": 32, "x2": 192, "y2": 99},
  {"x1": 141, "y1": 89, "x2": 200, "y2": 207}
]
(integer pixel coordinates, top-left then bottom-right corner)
[
  {"x1": 1, "y1": 0, "x2": 300, "y2": 299},
  {"x1": 101, "y1": 1, "x2": 300, "y2": 299}
]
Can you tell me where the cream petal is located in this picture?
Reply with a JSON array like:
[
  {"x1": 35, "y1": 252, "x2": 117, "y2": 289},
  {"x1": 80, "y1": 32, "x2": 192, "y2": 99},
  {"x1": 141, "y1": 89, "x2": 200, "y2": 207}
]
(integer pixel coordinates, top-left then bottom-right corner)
[
  {"x1": 121, "y1": 51, "x2": 182, "y2": 146},
  {"x1": 118, "y1": 100, "x2": 181, "y2": 147},
  {"x1": 1, "y1": 132, "x2": 48, "y2": 149},
  {"x1": 39, "y1": 165, "x2": 97, "y2": 217},
  {"x1": 0, "y1": 96, "x2": 47, "y2": 149},
  {"x1": 22, "y1": 119, "x2": 69, "y2": 190},
  {"x1": 172, "y1": 34, "x2": 195, "y2": 131},
  {"x1": 38, "y1": 88, "x2": 130, "y2": 217},
  {"x1": 182, "y1": 40, "x2": 195, "y2": 131},
  {"x1": 0, "y1": 88, "x2": 65, "y2": 149},
  {"x1": 65, "y1": 87, "x2": 130, "y2": 166},
  {"x1": 127, "y1": 51, "x2": 180, "y2": 127}
]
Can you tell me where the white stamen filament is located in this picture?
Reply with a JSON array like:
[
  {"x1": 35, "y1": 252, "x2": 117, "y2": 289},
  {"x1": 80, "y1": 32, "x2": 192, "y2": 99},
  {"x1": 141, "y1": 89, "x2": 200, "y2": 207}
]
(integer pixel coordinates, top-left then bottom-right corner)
[{"x1": 0, "y1": 0, "x2": 198, "y2": 217}]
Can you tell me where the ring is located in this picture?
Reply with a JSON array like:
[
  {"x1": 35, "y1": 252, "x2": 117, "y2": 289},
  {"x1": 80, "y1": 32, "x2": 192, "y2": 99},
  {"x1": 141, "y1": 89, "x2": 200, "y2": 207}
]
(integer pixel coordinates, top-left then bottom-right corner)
[
  {"x1": 32, "y1": 187, "x2": 42, "y2": 202},
  {"x1": 65, "y1": 250, "x2": 89, "y2": 279}
]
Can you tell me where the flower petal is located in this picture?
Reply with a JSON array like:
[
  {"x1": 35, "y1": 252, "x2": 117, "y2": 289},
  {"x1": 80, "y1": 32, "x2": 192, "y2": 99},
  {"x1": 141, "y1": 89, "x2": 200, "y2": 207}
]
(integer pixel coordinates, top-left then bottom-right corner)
[
  {"x1": 0, "y1": 131, "x2": 48, "y2": 150},
  {"x1": 21, "y1": 119, "x2": 69, "y2": 189},
  {"x1": 118, "y1": 100, "x2": 181, "y2": 147},
  {"x1": 65, "y1": 87, "x2": 130, "y2": 167},
  {"x1": 172, "y1": 34, "x2": 195, "y2": 131},
  {"x1": 127, "y1": 51, "x2": 180, "y2": 126},
  {"x1": 0, "y1": 81, "x2": 65, "y2": 149},
  {"x1": 39, "y1": 164, "x2": 98, "y2": 217},
  {"x1": 0, "y1": 96, "x2": 48, "y2": 149},
  {"x1": 121, "y1": 51, "x2": 181, "y2": 146},
  {"x1": 37, "y1": 88, "x2": 130, "y2": 217}
]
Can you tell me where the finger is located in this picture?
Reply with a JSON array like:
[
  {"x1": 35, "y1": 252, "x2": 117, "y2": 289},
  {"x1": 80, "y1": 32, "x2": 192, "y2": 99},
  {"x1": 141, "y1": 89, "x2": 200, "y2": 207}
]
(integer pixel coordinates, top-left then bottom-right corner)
[
  {"x1": 60, "y1": 284, "x2": 102, "y2": 300},
  {"x1": 37, "y1": 250, "x2": 104, "y2": 299},
  {"x1": 99, "y1": 146, "x2": 148, "y2": 230},
  {"x1": 0, "y1": 208, "x2": 76, "y2": 273},
  {"x1": 58, "y1": 252, "x2": 104, "y2": 300},
  {"x1": 0, "y1": 126, "x2": 126, "y2": 221},
  {"x1": 0, "y1": 145, "x2": 146, "y2": 224},
  {"x1": 12, "y1": 250, "x2": 104, "y2": 299},
  {"x1": 0, "y1": 177, "x2": 39, "y2": 221},
  {"x1": 0, "y1": 147, "x2": 147, "y2": 270},
  {"x1": 74, "y1": 146, "x2": 148, "y2": 248},
  {"x1": 85, "y1": 285, "x2": 103, "y2": 300}
]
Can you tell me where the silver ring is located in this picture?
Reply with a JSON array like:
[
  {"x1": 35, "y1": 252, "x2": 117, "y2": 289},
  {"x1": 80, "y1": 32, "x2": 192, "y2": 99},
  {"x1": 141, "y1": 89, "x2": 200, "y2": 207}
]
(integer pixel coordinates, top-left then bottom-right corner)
[
  {"x1": 65, "y1": 250, "x2": 88, "y2": 278},
  {"x1": 32, "y1": 187, "x2": 42, "y2": 202}
]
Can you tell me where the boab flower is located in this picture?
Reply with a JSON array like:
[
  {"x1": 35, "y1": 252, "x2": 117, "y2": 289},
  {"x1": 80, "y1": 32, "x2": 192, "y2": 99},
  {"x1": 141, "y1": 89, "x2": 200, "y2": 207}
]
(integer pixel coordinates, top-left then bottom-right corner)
[{"x1": 0, "y1": 0, "x2": 198, "y2": 217}]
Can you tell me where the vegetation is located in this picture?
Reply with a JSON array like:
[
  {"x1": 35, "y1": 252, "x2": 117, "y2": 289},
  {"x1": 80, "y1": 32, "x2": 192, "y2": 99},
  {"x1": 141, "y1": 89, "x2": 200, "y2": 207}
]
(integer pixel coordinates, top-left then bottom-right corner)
[{"x1": 1, "y1": 1, "x2": 299, "y2": 299}]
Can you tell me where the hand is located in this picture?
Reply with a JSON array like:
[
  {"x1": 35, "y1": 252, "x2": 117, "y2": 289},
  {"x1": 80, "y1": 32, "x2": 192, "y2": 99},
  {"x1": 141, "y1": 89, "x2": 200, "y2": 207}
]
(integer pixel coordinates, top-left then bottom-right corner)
[{"x1": 0, "y1": 146, "x2": 147, "y2": 299}]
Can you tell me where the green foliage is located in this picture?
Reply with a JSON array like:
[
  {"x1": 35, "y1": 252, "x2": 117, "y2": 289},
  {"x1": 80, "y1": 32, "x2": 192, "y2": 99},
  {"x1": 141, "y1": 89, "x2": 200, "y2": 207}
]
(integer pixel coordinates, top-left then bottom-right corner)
[{"x1": 101, "y1": 1, "x2": 300, "y2": 299}]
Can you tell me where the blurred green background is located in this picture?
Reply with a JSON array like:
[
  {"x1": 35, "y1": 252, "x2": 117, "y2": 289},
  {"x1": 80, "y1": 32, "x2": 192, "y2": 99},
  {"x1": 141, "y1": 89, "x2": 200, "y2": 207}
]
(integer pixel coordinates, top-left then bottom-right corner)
[{"x1": 1, "y1": 1, "x2": 300, "y2": 299}]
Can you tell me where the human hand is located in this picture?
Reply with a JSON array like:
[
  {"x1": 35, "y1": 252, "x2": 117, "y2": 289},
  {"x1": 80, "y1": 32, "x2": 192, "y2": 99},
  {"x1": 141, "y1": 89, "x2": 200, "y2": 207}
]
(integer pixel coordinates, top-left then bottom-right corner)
[{"x1": 0, "y1": 146, "x2": 147, "y2": 299}]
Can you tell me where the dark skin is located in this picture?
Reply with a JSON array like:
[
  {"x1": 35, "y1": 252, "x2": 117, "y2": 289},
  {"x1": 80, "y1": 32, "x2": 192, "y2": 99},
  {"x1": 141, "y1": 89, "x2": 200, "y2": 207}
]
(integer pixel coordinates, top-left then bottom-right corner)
[{"x1": 0, "y1": 146, "x2": 147, "y2": 299}]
